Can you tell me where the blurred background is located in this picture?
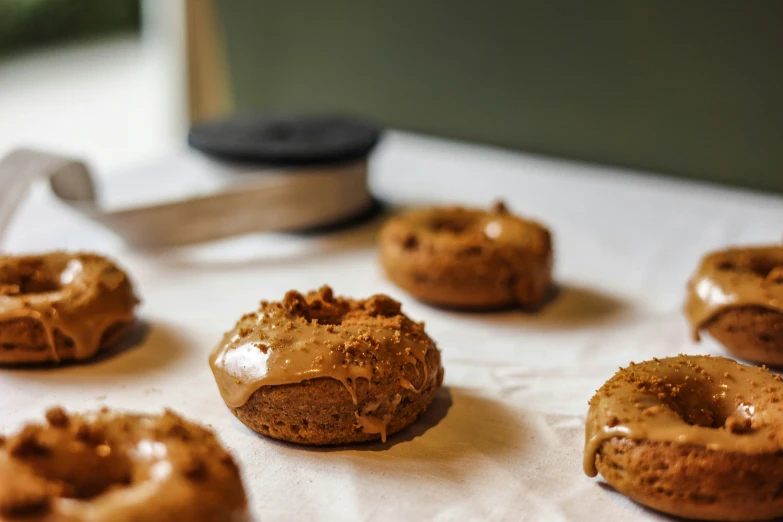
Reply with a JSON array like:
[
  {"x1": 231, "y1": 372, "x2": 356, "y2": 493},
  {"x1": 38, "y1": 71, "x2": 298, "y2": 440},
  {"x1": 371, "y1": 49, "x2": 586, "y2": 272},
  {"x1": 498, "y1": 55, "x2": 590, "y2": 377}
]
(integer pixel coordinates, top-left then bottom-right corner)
[
  {"x1": 0, "y1": 0, "x2": 781, "y2": 192},
  {"x1": 0, "y1": 0, "x2": 184, "y2": 175}
]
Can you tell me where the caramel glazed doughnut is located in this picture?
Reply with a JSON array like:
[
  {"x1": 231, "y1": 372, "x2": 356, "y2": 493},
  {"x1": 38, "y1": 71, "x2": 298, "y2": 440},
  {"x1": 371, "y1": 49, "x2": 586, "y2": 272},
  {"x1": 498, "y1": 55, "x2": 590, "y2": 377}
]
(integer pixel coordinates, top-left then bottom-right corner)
[
  {"x1": 0, "y1": 253, "x2": 138, "y2": 364},
  {"x1": 210, "y1": 286, "x2": 443, "y2": 445},
  {"x1": 685, "y1": 245, "x2": 783, "y2": 366},
  {"x1": 584, "y1": 355, "x2": 783, "y2": 521},
  {"x1": 0, "y1": 407, "x2": 248, "y2": 522},
  {"x1": 378, "y1": 202, "x2": 553, "y2": 309}
]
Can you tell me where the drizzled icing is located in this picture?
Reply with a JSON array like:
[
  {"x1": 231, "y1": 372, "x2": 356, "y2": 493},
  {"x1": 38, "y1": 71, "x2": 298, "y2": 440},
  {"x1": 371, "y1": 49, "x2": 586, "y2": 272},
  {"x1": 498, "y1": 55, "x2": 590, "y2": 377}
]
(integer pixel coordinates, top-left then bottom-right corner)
[
  {"x1": 400, "y1": 201, "x2": 551, "y2": 256},
  {"x1": 209, "y1": 288, "x2": 435, "y2": 439},
  {"x1": 0, "y1": 253, "x2": 138, "y2": 362},
  {"x1": 685, "y1": 246, "x2": 783, "y2": 340},
  {"x1": 584, "y1": 355, "x2": 783, "y2": 477},
  {"x1": 354, "y1": 394, "x2": 403, "y2": 442}
]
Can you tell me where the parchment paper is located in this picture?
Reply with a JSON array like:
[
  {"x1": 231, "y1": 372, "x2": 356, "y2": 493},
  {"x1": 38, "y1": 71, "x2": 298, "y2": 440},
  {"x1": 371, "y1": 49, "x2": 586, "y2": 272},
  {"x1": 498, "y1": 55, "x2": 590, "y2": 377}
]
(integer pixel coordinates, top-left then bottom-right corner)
[{"x1": 2, "y1": 132, "x2": 782, "y2": 521}]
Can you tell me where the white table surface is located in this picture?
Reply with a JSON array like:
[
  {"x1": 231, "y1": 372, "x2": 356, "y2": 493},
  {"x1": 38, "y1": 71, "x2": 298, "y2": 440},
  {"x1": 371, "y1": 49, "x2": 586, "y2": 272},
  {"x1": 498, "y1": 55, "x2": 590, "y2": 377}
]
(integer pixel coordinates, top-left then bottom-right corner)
[{"x1": 3, "y1": 132, "x2": 783, "y2": 521}]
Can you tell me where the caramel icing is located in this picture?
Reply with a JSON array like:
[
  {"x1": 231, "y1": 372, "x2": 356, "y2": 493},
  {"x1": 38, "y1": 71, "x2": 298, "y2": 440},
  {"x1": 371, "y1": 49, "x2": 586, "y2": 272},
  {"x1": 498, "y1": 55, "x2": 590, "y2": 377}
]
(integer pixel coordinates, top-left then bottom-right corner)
[
  {"x1": 584, "y1": 355, "x2": 783, "y2": 477},
  {"x1": 0, "y1": 253, "x2": 138, "y2": 362},
  {"x1": 209, "y1": 288, "x2": 436, "y2": 440},
  {"x1": 404, "y1": 201, "x2": 552, "y2": 255},
  {"x1": 382, "y1": 202, "x2": 554, "y2": 308},
  {"x1": 685, "y1": 246, "x2": 783, "y2": 340},
  {"x1": 354, "y1": 394, "x2": 403, "y2": 442}
]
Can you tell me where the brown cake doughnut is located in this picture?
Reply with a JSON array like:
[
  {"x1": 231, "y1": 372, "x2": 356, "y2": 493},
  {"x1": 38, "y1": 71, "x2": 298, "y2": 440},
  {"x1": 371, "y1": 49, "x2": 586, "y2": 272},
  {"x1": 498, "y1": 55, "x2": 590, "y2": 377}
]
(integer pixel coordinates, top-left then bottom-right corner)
[
  {"x1": 378, "y1": 202, "x2": 553, "y2": 309},
  {"x1": 0, "y1": 407, "x2": 248, "y2": 521},
  {"x1": 0, "y1": 252, "x2": 138, "y2": 365},
  {"x1": 209, "y1": 286, "x2": 443, "y2": 445},
  {"x1": 685, "y1": 246, "x2": 783, "y2": 365},
  {"x1": 584, "y1": 355, "x2": 783, "y2": 521}
]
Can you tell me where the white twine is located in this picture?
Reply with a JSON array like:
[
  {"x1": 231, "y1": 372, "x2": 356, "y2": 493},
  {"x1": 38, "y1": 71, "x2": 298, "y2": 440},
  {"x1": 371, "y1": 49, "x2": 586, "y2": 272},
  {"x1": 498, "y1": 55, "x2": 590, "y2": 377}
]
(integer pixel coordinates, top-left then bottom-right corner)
[{"x1": 0, "y1": 149, "x2": 373, "y2": 248}]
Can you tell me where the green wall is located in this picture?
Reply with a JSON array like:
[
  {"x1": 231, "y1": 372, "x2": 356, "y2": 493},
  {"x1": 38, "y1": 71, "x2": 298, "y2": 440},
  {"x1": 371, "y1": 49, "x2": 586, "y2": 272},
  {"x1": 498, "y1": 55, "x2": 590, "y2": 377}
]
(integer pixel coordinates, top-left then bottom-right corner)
[
  {"x1": 0, "y1": 0, "x2": 140, "y2": 57},
  {"x1": 216, "y1": 1, "x2": 783, "y2": 193}
]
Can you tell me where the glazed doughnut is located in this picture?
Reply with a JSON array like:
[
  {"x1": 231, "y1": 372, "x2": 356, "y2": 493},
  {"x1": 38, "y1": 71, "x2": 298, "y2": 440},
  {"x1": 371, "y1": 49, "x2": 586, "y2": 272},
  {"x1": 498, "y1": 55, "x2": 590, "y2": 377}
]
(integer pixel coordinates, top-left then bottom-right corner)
[
  {"x1": 209, "y1": 286, "x2": 443, "y2": 445},
  {"x1": 0, "y1": 252, "x2": 138, "y2": 365},
  {"x1": 584, "y1": 355, "x2": 783, "y2": 521},
  {"x1": 0, "y1": 407, "x2": 248, "y2": 521},
  {"x1": 378, "y1": 202, "x2": 553, "y2": 309},
  {"x1": 685, "y1": 246, "x2": 783, "y2": 365}
]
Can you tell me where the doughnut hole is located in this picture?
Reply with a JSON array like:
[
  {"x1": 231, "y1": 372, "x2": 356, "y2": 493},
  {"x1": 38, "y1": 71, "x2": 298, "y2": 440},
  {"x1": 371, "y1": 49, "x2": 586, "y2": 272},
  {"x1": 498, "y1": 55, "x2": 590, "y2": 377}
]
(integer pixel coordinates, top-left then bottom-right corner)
[
  {"x1": 712, "y1": 251, "x2": 783, "y2": 279},
  {"x1": 766, "y1": 266, "x2": 783, "y2": 284},
  {"x1": 427, "y1": 213, "x2": 474, "y2": 234},
  {"x1": 0, "y1": 263, "x2": 61, "y2": 296},
  {"x1": 401, "y1": 233, "x2": 419, "y2": 250},
  {"x1": 748, "y1": 258, "x2": 783, "y2": 279},
  {"x1": 706, "y1": 306, "x2": 783, "y2": 366},
  {"x1": 658, "y1": 372, "x2": 753, "y2": 431},
  {"x1": 715, "y1": 259, "x2": 736, "y2": 271},
  {"x1": 6, "y1": 423, "x2": 133, "y2": 504}
]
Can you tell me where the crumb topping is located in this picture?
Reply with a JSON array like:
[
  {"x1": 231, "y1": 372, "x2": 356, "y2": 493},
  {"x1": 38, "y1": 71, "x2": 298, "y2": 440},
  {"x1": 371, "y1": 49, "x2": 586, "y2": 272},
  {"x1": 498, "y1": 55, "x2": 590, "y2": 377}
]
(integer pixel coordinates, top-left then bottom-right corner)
[{"x1": 209, "y1": 286, "x2": 439, "y2": 431}]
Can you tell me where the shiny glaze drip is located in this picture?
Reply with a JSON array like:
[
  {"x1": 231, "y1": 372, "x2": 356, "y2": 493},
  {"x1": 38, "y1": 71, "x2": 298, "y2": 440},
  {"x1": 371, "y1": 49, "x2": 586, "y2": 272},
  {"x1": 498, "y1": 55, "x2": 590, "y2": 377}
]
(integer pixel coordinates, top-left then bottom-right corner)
[
  {"x1": 209, "y1": 289, "x2": 434, "y2": 437},
  {"x1": 354, "y1": 393, "x2": 403, "y2": 443},
  {"x1": 685, "y1": 246, "x2": 783, "y2": 340},
  {"x1": 584, "y1": 355, "x2": 783, "y2": 477},
  {"x1": 0, "y1": 253, "x2": 138, "y2": 361}
]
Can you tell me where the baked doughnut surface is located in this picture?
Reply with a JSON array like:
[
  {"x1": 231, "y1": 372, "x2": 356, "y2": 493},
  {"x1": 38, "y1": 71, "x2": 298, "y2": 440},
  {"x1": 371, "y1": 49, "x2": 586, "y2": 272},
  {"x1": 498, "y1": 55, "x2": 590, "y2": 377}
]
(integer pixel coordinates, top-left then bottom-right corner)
[
  {"x1": 378, "y1": 202, "x2": 553, "y2": 309},
  {"x1": 584, "y1": 355, "x2": 783, "y2": 521},
  {"x1": 685, "y1": 246, "x2": 783, "y2": 365},
  {"x1": 210, "y1": 286, "x2": 443, "y2": 445},
  {"x1": 0, "y1": 407, "x2": 248, "y2": 522},
  {"x1": 0, "y1": 253, "x2": 138, "y2": 365}
]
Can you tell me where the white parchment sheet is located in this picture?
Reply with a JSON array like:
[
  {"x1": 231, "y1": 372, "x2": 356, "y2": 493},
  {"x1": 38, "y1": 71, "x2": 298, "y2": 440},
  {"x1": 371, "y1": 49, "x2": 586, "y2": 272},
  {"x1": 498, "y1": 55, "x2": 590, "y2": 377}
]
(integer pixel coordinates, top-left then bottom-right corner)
[{"x1": 2, "y1": 133, "x2": 782, "y2": 521}]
